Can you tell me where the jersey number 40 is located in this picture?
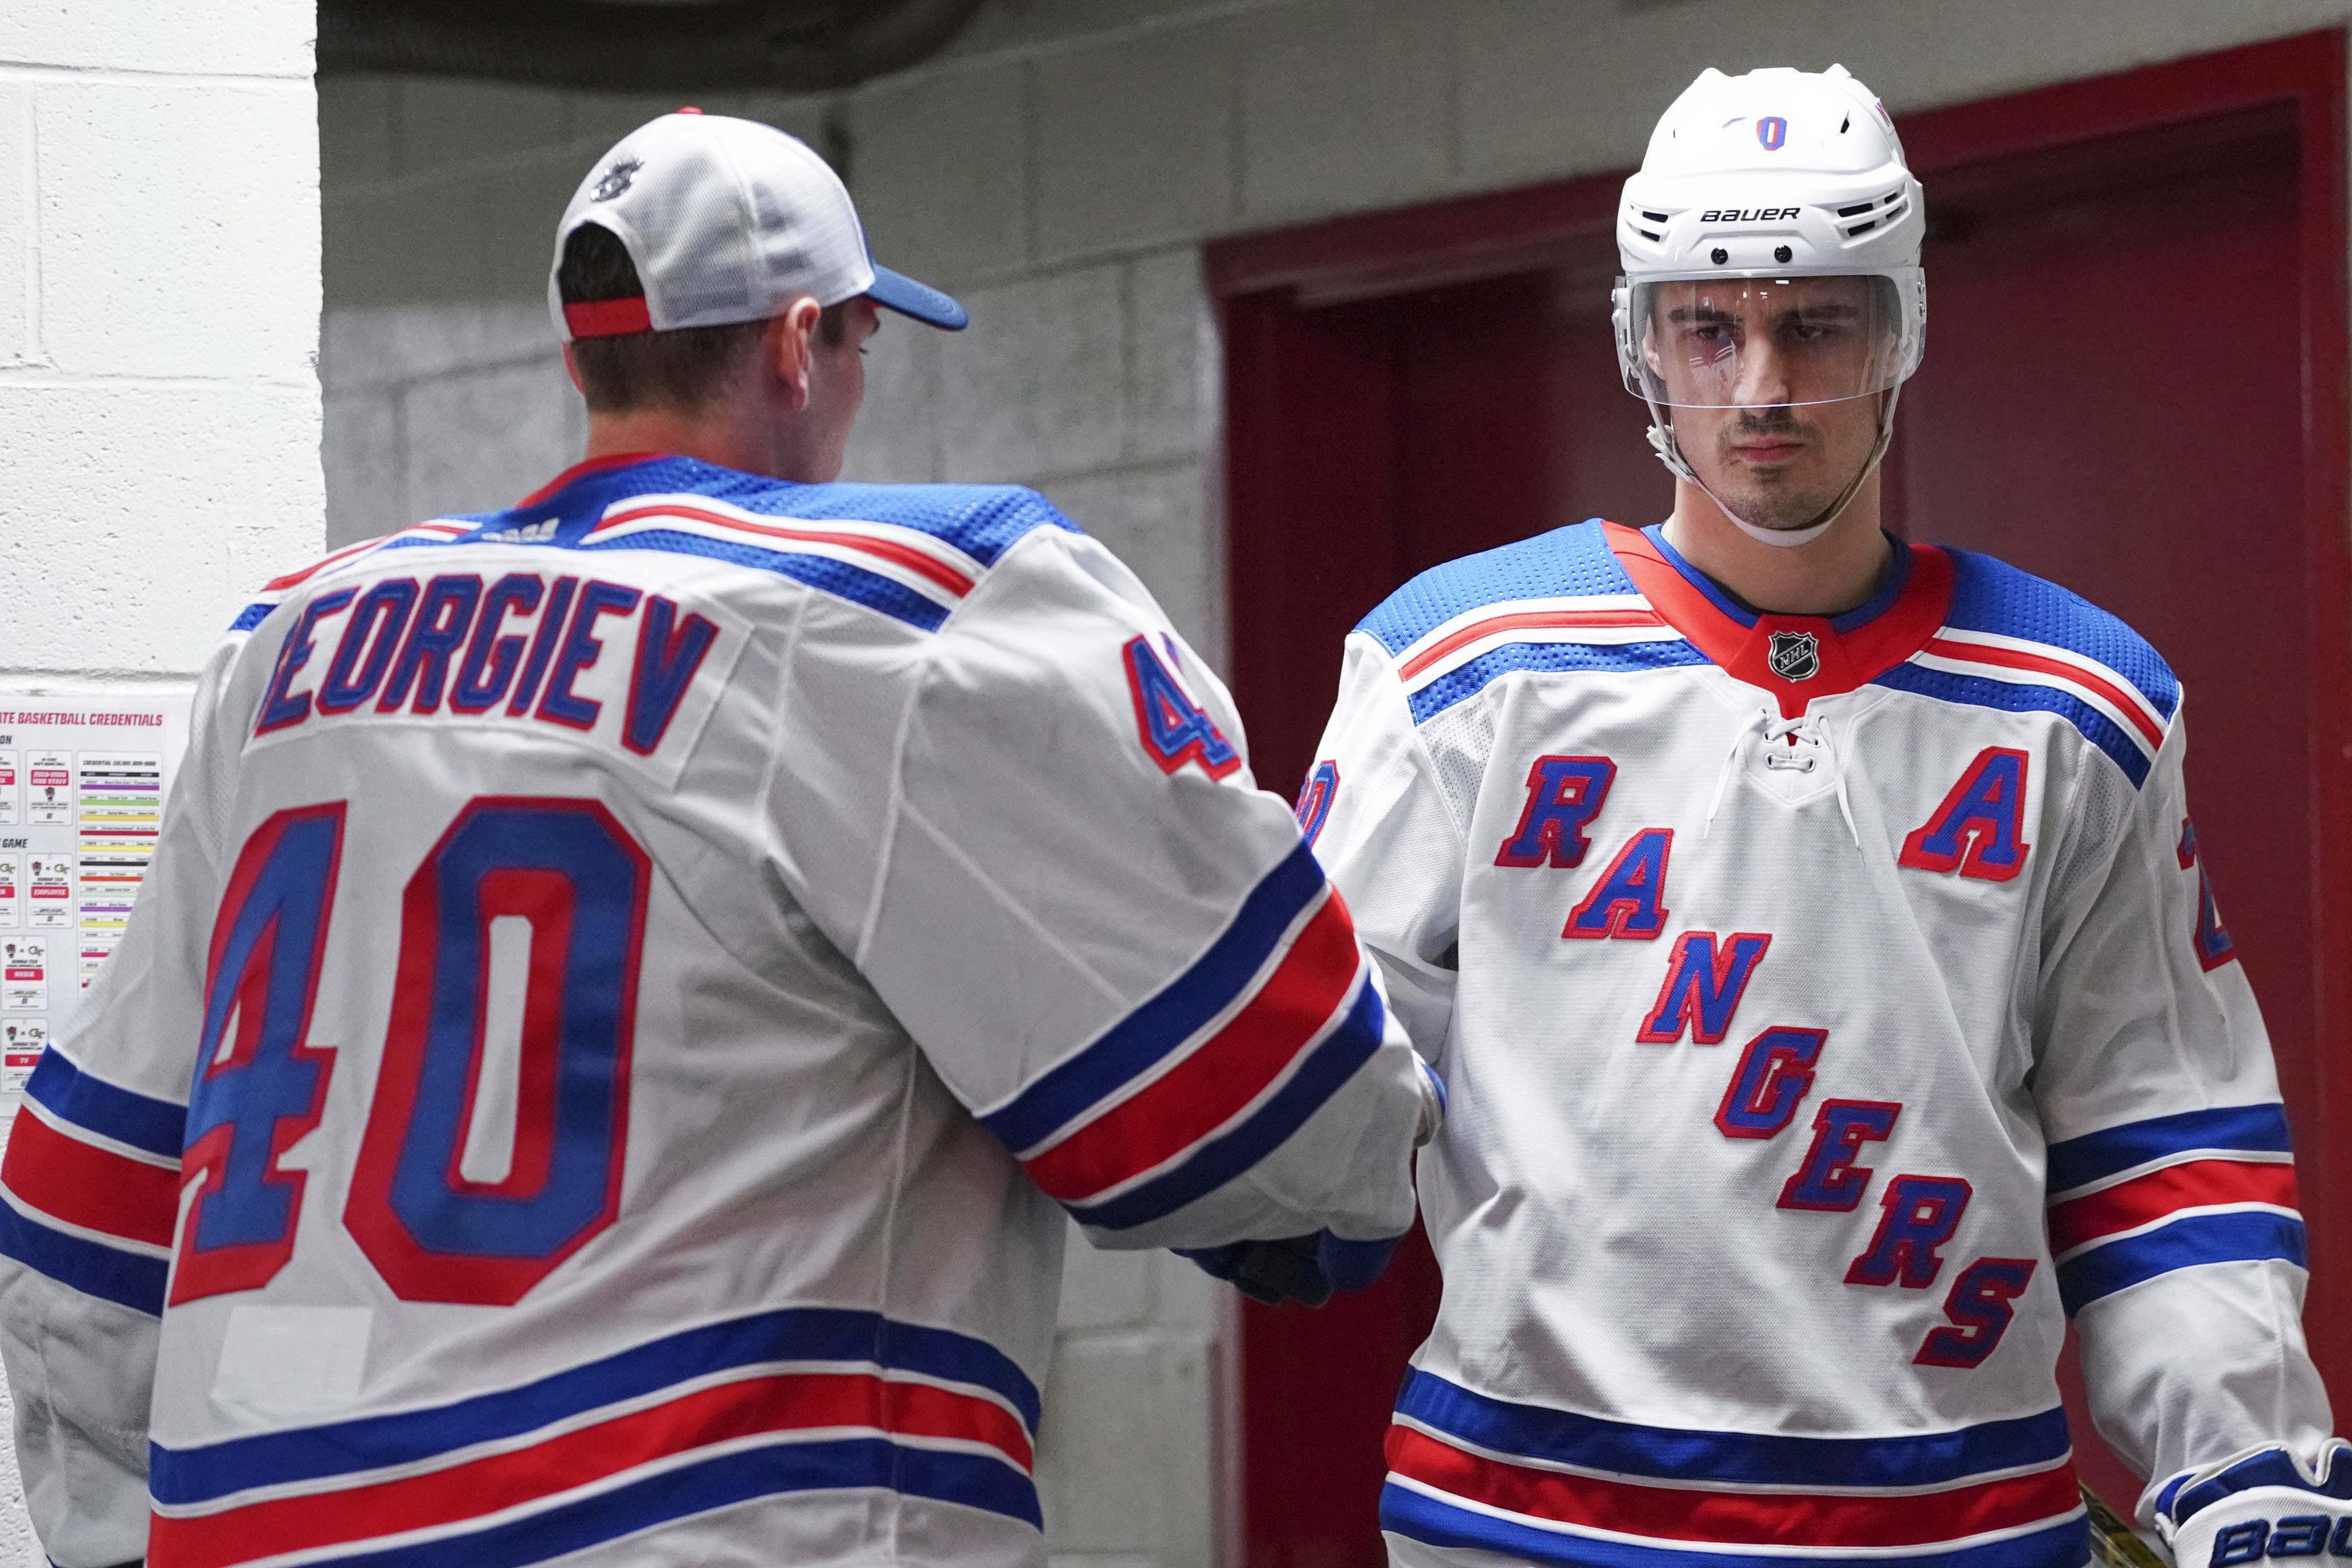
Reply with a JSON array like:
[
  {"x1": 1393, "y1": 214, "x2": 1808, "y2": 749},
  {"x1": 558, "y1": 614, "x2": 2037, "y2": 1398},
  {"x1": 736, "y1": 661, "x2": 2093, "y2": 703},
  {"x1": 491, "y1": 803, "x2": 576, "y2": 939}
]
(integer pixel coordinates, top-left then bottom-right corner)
[{"x1": 174, "y1": 796, "x2": 649, "y2": 1307}]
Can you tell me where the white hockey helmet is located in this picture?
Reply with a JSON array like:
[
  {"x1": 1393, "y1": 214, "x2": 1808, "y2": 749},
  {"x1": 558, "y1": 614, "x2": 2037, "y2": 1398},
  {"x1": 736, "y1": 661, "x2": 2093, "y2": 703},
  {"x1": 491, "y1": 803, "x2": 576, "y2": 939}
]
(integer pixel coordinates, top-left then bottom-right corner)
[{"x1": 1612, "y1": 65, "x2": 1927, "y2": 544}]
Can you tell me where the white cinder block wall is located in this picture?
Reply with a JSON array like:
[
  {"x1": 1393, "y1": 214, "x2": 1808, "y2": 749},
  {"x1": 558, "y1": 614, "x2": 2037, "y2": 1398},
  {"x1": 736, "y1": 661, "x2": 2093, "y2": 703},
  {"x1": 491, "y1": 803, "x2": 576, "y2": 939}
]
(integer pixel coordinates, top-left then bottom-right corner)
[
  {"x1": 316, "y1": 3, "x2": 2352, "y2": 1563},
  {"x1": 0, "y1": 1, "x2": 322, "y2": 1561}
]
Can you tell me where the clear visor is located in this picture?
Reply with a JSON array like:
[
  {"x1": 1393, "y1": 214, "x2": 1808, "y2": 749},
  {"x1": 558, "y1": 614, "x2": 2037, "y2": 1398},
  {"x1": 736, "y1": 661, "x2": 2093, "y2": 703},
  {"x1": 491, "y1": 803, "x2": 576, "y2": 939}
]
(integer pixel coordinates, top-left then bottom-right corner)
[{"x1": 1621, "y1": 272, "x2": 1911, "y2": 410}]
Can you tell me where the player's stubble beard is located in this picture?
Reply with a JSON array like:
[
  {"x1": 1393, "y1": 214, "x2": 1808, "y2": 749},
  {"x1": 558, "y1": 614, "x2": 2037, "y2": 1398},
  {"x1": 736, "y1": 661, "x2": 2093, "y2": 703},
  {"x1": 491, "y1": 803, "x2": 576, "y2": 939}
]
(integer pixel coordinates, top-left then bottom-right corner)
[{"x1": 1697, "y1": 407, "x2": 1859, "y2": 535}]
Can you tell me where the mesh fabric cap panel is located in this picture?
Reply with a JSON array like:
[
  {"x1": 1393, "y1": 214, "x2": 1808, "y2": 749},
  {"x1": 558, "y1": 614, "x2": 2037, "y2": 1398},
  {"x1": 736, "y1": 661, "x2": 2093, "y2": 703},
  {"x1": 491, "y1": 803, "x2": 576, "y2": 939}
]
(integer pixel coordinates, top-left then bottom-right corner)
[
  {"x1": 1939, "y1": 548, "x2": 2178, "y2": 718},
  {"x1": 1357, "y1": 521, "x2": 1640, "y2": 656}
]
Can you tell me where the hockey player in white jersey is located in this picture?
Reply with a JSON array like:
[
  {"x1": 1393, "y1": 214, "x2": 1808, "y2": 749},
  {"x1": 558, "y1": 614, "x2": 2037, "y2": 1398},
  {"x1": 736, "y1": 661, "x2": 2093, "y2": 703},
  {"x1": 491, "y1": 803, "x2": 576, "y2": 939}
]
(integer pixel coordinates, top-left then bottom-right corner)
[
  {"x1": 1296, "y1": 66, "x2": 2347, "y2": 1568},
  {"x1": 0, "y1": 112, "x2": 1439, "y2": 1568}
]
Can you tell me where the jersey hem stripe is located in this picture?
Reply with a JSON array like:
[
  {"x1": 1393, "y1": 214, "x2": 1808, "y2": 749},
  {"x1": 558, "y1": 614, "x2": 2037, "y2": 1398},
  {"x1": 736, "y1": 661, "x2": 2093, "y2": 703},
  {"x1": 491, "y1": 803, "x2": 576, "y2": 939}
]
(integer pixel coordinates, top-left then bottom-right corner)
[
  {"x1": 147, "y1": 1374, "x2": 1036, "y2": 1568},
  {"x1": 1393, "y1": 1372, "x2": 2071, "y2": 1489},
  {"x1": 148, "y1": 1307, "x2": 1041, "y2": 1505},
  {"x1": 154, "y1": 1439, "x2": 1040, "y2": 1568},
  {"x1": 1379, "y1": 1478, "x2": 2092, "y2": 1568},
  {"x1": 1384, "y1": 1426, "x2": 2084, "y2": 1553}
]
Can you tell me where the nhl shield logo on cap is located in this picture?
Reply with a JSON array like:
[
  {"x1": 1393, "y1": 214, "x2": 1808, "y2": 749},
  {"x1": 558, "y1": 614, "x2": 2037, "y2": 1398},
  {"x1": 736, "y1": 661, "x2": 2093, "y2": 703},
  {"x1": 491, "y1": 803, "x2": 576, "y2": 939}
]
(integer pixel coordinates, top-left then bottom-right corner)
[
  {"x1": 1767, "y1": 630, "x2": 1820, "y2": 680},
  {"x1": 590, "y1": 157, "x2": 641, "y2": 203}
]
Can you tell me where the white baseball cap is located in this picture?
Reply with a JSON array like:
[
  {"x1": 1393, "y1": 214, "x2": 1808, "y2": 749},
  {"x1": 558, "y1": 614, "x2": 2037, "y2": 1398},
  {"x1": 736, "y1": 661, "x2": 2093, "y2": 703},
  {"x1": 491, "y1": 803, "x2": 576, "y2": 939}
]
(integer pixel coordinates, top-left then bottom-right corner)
[{"x1": 548, "y1": 109, "x2": 967, "y2": 342}]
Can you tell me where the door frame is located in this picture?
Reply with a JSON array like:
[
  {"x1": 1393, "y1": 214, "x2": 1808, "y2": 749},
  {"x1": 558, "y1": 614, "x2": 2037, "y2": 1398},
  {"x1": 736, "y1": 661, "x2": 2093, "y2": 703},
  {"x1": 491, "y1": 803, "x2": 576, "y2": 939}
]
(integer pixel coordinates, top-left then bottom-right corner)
[{"x1": 1209, "y1": 17, "x2": 2351, "y2": 1536}]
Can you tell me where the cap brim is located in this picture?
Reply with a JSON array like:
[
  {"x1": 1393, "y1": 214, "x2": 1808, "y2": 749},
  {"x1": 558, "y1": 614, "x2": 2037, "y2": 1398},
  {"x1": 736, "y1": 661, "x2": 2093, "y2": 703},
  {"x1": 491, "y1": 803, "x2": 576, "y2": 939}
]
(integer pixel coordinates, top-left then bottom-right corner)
[{"x1": 866, "y1": 265, "x2": 968, "y2": 330}]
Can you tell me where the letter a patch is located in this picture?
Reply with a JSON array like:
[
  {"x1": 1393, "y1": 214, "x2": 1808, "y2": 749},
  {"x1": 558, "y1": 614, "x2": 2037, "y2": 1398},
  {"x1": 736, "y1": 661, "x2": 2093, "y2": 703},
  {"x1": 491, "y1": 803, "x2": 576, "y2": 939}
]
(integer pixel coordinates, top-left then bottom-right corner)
[
  {"x1": 1563, "y1": 829, "x2": 1673, "y2": 940},
  {"x1": 1899, "y1": 748, "x2": 2031, "y2": 882},
  {"x1": 1124, "y1": 636, "x2": 1240, "y2": 779}
]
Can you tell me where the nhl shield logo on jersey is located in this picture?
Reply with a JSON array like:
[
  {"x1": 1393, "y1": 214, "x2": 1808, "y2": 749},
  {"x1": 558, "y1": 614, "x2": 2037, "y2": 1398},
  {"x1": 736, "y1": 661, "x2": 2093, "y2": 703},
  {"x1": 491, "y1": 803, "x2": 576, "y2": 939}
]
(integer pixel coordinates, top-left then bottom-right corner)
[{"x1": 1767, "y1": 630, "x2": 1821, "y2": 681}]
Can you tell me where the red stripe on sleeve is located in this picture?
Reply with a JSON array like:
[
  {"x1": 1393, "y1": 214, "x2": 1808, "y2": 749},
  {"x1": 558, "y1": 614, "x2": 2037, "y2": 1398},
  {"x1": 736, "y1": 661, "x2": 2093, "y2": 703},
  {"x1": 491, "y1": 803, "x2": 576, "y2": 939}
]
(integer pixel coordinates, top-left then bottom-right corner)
[
  {"x1": 1383, "y1": 1425, "x2": 2080, "y2": 1550},
  {"x1": 2, "y1": 1111, "x2": 179, "y2": 1249},
  {"x1": 2047, "y1": 1158, "x2": 2299, "y2": 1257},
  {"x1": 1924, "y1": 637, "x2": 2166, "y2": 749},
  {"x1": 146, "y1": 1372, "x2": 1029, "y2": 1568},
  {"x1": 1022, "y1": 894, "x2": 1363, "y2": 1203},
  {"x1": 594, "y1": 503, "x2": 977, "y2": 598},
  {"x1": 1397, "y1": 609, "x2": 1668, "y2": 680}
]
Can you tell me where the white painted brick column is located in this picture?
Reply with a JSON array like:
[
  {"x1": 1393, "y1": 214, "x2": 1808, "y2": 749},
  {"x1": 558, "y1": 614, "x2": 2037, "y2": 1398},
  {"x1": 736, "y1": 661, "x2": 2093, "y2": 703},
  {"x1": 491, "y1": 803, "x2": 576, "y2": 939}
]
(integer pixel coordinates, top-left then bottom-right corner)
[{"x1": 0, "y1": 3, "x2": 321, "y2": 1560}]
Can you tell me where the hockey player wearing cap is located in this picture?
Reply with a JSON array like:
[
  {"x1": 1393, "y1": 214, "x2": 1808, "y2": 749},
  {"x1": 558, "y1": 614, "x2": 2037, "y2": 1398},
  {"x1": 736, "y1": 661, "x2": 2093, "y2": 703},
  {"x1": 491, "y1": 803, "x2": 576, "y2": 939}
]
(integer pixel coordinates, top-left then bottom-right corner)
[
  {"x1": 0, "y1": 113, "x2": 1439, "y2": 1568},
  {"x1": 1287, "y1": 66, "x2": 2345, "y2": 1567}
]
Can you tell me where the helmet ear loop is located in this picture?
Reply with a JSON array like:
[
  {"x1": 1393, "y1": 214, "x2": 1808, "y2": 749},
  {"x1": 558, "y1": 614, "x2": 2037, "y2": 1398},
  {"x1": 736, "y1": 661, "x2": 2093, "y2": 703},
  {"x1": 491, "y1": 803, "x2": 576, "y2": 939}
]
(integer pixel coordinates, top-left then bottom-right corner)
[{"x1": 1643, "y1": 396, "x2": 1701, "y2": 485}]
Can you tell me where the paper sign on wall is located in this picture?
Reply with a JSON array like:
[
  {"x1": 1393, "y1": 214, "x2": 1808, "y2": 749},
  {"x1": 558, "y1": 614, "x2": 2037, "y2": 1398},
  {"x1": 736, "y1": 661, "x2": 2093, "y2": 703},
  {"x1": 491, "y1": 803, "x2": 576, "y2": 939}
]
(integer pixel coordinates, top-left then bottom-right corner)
[{"x1": 0, "y1": 695, "x2": 192, "y2": 1097}]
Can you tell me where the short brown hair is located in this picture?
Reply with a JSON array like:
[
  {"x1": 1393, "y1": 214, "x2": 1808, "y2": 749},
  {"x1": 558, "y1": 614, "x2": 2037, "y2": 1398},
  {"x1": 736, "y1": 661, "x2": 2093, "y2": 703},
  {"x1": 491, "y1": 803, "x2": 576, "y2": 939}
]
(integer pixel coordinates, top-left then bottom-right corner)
[{"x1": 557, "y1": 223, "x2": 848, "y2": 415}]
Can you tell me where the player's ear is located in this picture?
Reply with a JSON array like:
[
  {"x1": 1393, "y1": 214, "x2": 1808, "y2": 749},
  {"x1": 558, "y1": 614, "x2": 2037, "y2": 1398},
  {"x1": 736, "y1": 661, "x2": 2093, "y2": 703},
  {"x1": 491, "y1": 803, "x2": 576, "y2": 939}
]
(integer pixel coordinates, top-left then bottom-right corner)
[
  {"x1": 559, "y1": 343, "x2": 584, "y2": 395},
  {"x1": 766, "y1": 299, "x2": 823, "y2": 413}
]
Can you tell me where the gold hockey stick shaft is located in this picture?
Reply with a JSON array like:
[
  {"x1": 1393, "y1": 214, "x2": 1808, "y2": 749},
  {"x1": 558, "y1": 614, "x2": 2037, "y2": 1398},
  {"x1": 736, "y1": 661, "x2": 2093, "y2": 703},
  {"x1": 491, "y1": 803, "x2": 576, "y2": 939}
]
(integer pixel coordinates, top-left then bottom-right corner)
[{"x1": 2083, "y1": 1482, "x2": 2170, "y2": 1567}]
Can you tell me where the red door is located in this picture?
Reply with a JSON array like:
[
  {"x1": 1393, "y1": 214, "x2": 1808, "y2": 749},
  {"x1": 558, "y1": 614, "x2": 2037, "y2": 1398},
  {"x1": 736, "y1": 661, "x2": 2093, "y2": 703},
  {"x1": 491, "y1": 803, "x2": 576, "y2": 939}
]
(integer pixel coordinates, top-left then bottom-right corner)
[{"x1": 1215, "y1": 32, "x2": 2350, "y2": 1567}]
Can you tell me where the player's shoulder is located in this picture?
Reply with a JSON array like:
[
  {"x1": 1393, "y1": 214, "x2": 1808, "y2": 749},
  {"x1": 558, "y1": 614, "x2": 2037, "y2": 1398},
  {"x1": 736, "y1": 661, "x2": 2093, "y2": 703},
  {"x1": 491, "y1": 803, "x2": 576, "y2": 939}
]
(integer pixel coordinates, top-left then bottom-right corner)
[
  {"x1": 564, "y1": 459, "x2": 1082, "y2": 633},
  {"x1": 1354, "y1": 519, "x2": 1636, "y2": 657},
  {"x1": 1933, "y1": 545, "x2": 2180, "y2": 717},
  {"x1": 226, "y1": 458, "x2": 1085, "y2": 641},
  {"x1": 608, "y1": 459, "x2": 1080, "y2": 569},
  {"x1": 223, "y1": 519, "x2": 478, "y2": 635}
]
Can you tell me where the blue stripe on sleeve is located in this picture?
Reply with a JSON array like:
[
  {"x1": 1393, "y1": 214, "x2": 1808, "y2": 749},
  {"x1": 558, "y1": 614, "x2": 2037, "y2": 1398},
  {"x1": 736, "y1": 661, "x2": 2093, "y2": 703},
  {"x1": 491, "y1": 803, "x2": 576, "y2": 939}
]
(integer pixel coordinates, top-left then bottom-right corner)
[
  {"x1": 1939, "y1": 547, "x2": 2178, "y2": 720},
  {"x1": 1379, "y1": 1481, "x2": 2090, "y2": 1568},
  {"x1": 1066, "y1": 978, "x2": 1385, "y2": 1231},
  {"x1": 1871, "y1": 662, "x2": 2150, "y2": 786},
  {"x1": 2046, "y1": 1104, "x2": 2294, "y2": 1194},
  {"x1": 982, "y1": 843, "x2": 1328, "y2": 1155},
  {"x1": 2058, "y1": 1210, "x2": 2307, "y2": 1315},
  {"x1": 228, "y1": 600, "x2": 276, "y2": 632},
  {"x1": 579, "y1": 530, "x2": 950, "y2": 631},
  {"x1": 1406, "y1": 640, "x2": 1707, "y2": 725},
  {"x1": 23, "y1": 1051, "x2": 186, "y2": 1160},
  {"x1": 1393, "y1": 1370, "x2": 2071, "y2": 1488},
  {"x1": 150, "y1": 1306, "x2": 1041, "y2": 1504},
  {"x1": 1355, "y1": 521, "x2": 1639, "y2": 656},
  {"x1": 0, "y1": 1200, "x2": 166, "y2": 1317}
]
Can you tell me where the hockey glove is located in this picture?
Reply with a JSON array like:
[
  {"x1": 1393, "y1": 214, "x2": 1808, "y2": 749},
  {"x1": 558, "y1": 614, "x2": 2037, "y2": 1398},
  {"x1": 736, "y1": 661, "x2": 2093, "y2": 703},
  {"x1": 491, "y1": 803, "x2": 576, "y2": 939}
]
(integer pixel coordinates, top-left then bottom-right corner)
[
  {"x1": 2153, "y1": 1440, "x2": 2352, "y2": 1566},
  {"x1": 1177, "y1": 1230, "x2": 1404, "y2": 1307}
]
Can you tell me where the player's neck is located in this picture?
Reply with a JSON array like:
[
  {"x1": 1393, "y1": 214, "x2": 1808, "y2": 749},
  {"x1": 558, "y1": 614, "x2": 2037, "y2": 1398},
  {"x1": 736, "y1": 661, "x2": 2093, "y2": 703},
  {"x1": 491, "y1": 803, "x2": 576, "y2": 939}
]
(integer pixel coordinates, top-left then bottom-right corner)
[
  {"x1": 582, "y1": 402, "x2": 829, "y2": 484},
  {"x1": 1660, "y1": 472, "x2": 1893, "y2": 618}
]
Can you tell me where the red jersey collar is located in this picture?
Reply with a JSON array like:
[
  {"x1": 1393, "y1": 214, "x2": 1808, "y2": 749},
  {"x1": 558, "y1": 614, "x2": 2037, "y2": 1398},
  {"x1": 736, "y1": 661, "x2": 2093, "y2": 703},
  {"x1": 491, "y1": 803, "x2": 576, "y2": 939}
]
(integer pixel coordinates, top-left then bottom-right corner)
[{"x1": 1603, "y1": 520, "x2": 1953, "y2": 718}]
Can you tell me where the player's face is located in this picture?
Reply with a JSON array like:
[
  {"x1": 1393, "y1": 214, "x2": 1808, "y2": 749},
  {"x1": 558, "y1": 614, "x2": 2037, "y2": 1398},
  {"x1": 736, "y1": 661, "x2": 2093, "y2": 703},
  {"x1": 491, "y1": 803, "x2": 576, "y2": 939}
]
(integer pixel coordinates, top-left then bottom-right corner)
[
  {"x1": 1641, "y1": 276, "x2": 1897, "y2": 533},
  {"x1": 801, "y1": 296, "x2": 881, "y2": 483}
]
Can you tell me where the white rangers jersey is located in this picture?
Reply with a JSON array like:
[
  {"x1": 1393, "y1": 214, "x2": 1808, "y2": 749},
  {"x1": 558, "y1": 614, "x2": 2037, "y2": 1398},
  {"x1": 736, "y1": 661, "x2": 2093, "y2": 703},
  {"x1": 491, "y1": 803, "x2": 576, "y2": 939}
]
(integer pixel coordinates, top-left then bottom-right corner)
[
  {"x1": 1299, "y1": 519, "x2": 2340, "y2": 1567},
  {"x1": 0, "y1": 454, "x2": 1434, "y2": 1568}
]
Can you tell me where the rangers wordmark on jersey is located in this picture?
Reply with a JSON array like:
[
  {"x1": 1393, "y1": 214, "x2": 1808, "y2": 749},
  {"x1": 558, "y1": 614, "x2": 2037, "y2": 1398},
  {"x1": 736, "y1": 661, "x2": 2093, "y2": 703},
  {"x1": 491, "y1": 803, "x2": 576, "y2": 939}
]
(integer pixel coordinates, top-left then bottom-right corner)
[{"x1": 1300, "y1": 517, "x2": 2339, "y2": 1568}]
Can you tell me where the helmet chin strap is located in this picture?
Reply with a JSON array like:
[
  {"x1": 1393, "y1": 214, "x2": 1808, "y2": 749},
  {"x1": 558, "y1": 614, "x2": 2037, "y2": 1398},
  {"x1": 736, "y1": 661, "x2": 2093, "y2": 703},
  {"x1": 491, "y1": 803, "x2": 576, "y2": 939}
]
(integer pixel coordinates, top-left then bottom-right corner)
[{"x1": 1644, "y1": 386, "x2": 1902, "y2": 550}]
